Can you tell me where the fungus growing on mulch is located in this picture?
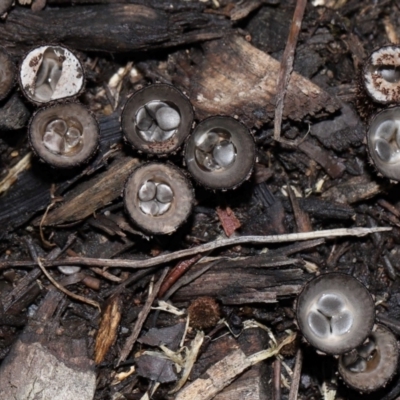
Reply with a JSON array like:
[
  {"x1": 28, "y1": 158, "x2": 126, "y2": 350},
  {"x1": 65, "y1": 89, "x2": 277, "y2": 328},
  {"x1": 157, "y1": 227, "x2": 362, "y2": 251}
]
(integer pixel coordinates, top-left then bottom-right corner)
[
  {"x1": 29, "y1": 102, "x2": 99, "y2": 168},
  {"x1": 296, "y1": 273, "x2": 375, "y2": 355},
  {"x1": 184, "y1": 116, "x2": 255, "y2": 190},
  {"x1": 19, "y1": 45, "x2": 85, "y2": 105},
  {"x1": 124, "y1": 162, "x2": 194, "y2": 235},
  {"x1": 121, "y1": 84, "x2": 194, "y2": 155}
]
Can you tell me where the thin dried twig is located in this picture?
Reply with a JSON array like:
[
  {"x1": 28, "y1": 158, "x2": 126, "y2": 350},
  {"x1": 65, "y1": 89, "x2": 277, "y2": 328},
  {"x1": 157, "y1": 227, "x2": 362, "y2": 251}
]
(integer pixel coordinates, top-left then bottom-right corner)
[
  {"x1": 0, "y1": 227, "x2": 390, "y2": 270},
  {"x1": 288, "y1": 349, "x2": 303, "y2": 400},
  {"x1": 117, "y1": 268, "x2": 169, "y2": 365},
  {"x1": 274, "y1": 0, "x2": 308, "y2": 145},
  {"x1": 37, "y1": 258, "x2": 101, "y2": 310}
]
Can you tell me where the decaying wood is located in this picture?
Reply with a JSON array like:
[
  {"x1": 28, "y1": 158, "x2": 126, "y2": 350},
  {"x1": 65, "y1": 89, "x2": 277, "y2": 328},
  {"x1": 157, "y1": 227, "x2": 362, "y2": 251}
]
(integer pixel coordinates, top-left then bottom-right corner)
[
  {"x1": 41, "y1": 156, "x2": 139, "y2": 226},
  {"x1": 288, "y1": 349, "x2": 302, "y2": 400},
  {"x1": 273, "y1": 0, "x2": 307, "y2": 145},
  {"x1": 175, "y1": 332, "x2": 295, "y2": 400},
  {"x1": 191, "y1": 328, "x2": 272, "y2": 400},
  {"x1": 168, "y1": 34, "x2": 339, "y2": 127},
  {"x1": 118, "y1": 268, "x2": 169, "y2": 365},
  {"x1": 0, "y1": 289, "x2": 96, "y2": 399},
  {"x1": 0, "y1": 93, "x2": 31, "y2": 131},
  {"x1": 0, "y1": 4, "x2": 231, "y2": 56}
]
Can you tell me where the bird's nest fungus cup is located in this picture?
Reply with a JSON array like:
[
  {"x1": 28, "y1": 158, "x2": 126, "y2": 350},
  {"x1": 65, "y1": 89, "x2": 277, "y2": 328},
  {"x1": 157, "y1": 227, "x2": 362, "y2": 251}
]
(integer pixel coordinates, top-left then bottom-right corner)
[
  {"x1": 121, "y1": 84, "x2": 194, "y2": 155},
  {"x1": 296, "y1": 273, "x2": 375, "y2": 355},
  {"x1": 184, "y1": 116, "x2": 255, "y2": 190},
  {"x1": 367, "y1": 107, "x2": 400, "y2": 181},
  {"x1": 29, "y1": 103, "x2": 99, "y2": 168},
  {"x1": 338, "y1": 324, "x2": 399, "y2": 392},
  {"x1": 124, "y1": 162, "x2": 194, "y2": 235},
  {"x1": 363, "y1": 45, "x2": 400, "y2": 104},
  {"x1": 19, "y1": 45, "x2": 85, "y2": 105}
]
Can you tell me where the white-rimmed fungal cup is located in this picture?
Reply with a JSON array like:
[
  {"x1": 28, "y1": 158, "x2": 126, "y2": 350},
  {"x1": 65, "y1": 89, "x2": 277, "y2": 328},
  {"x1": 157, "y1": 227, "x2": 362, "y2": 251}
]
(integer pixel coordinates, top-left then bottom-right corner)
[
  {"x1": 0, "y1": 48, "x2": 15, "y2": 101},
  {"x1": 121, "y1": 84, "x2": 194, "y2": 155},
  {"x1": 184, "y1": 116, "x2": 255, "y2": 190},
  {"x1": 124, "y1": 162, "x2": 194, "y2": 235},
  {"x1": 338, "y1": 324, "x2": 399, "y2": 392},
  {"x1": 296, "y1": 273, "x2": 375, "y2": 355},
  {"x1": 19, "y1": 45, "x2": 84, "y2": 105},
  {"x1": 29, "y1": 102, "x2": 99, "y2": 168},
  {"x1": 367, "y1": 107, "x2": 400, "y2": 181},
  {"x1": 364, "y1": 45, "x2": 400, "y2": 104}
]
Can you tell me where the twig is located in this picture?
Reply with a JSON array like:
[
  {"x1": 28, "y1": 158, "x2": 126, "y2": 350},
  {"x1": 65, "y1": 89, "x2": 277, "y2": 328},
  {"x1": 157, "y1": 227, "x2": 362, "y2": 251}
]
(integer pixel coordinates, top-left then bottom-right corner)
[
  {"x1": 273, "y1": 358, "x2": 282, "y2": 400},
  {"x1": 274, "y1": 0, "x2": 307, "y2": 145},
  {"x1": 117, "y1": 267, "x2": 169, "y2": 365},
  {"x1": 288, "y1": 348, "x2": 303, "y2": 400},
  {"x1": 37, "y1": 258, "x2": 100, "y2": 310},
  {"x1": 0, "y1": 227, "x2": 390, "y2": 270}
]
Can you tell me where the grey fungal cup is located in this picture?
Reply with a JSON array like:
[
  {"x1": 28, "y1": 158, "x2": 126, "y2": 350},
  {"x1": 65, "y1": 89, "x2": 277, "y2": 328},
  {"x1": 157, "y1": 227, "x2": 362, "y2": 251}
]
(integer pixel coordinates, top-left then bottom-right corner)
[
  {"x1": 121, "y1": 84, "x2": 194, "y2": 155},
  {"x1": 364, "y1": 45, "x2": 400, "y2": 104},
  {"x1": 367, "y1": 107, "x2": 400, "y2": 181},
  {"x1": 19, "y1": 45, "x2": 84, "y2": 105},
  {"x1": 184, "y1": 116, "x2": 255, "y2": 190},
  {"x1": 0, "y1": 48, "x2": 15, "y2": 101},
  {"x1": 338, "y1": 325, "x2": 399, "y2": 392},
  {"x1": 124, "y1": 162, "x2": 194, "y2": 235},
  {"x1": 29, "y1": 102, "x2": 99, "y2": 168},
  {"x1": 296, "y1": 273, "x2": 375, "y2": 355}
]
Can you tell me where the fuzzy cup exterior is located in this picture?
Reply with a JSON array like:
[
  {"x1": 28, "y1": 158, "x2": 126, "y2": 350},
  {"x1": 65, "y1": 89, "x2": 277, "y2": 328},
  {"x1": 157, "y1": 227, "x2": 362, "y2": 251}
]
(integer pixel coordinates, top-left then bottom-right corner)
[
  {"x1": 367, "y1": 107, "x2": 400, "y2": 181},
  {"x1": 121, "y1": 84, "x2": 194, "y2": 155},
  {"x1": 0, "y1": 48, "x2": 15, "y2": 101},
  {"x1": 296, "y1": 273, "x2": 375, "y2": 355},
  {"x1": 338, "y1": 325, "x2": 399, "y2": 392},
  {"x1": 184, "y1": 116, "x2": 255, "y2": 190},
  {"x1": 124, "y1": 162, "x2": 194, "y2": 235},
  {"x1": 364, "y1": 45, "x2": 400, "y2": 104},
  {"x1": 29, "y1": 102, "x2": 99, "y2": 168},
  {"x1": 19, "y1": 45, "x2": 84, "y2": 105}
]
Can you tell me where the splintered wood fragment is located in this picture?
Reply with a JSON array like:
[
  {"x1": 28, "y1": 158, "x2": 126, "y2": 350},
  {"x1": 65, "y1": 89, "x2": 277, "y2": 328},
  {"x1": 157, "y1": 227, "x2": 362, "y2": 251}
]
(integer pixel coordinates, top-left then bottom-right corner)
[
  {"x1": 171, "y1": 35, "x2": 339, "y2": 127},
  {"x1": 322, "y1": 175, "x2": 387, "y2": 204},
  {"x1": 0, "y1": 153, "x2": 32, "y2": 196},
  {"x1": 41, "y1": 156, "x2": 139, "y2": 226},
  {"x1": 0, "y1": 4, "x2": 231, "y2": 56},
  {"x1": 118, "y1": 268, "x2": 169, "y2": 365},
  {"x1": 175, "y1": 333, "x2": 296, "y2": 400},
  {"x1": 286, "y1": 184, "x2": 312, "y2": 232},
  {"x1": 288, "y1": 349, "x2": 303, "y2": 400},
  {"x1": 230, "y1": 0, "x2": 264, "y2": 21},
  {"x1": 216, "y1": 206, "x2": 241, "y2": 237},
  {"x1": 274, "y1": 0, "x2": 307, "y2": 144},
  {"x1": 95, "y1": 295, "x2": 122, "y2": 364},
  {"x1": 298, "y1": 140, "x2": 346, "y2": 179}
]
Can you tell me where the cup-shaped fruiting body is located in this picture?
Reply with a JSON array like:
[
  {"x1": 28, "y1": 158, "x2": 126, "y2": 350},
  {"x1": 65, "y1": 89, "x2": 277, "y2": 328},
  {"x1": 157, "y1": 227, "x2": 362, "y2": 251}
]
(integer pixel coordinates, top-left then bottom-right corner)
[
  {"x1": 29, "y1": 102, "x2": 99, "y2": 168},
  {"x1": 121, "y1": 84, "x2": 194, "y2": 155},
  {"x1": 184, "y1": 116, "x2": 255, "y2": 190},
  {"x1": 367, "y1": 107, "x2": 400, "y2": 181},
  {"x1": 363, "y1": 45, "x2": 400, "y2": 104},
  {"x1": 0, "y1": 48, "x2": 15, "y2": 101},
  {"x1": 0, "y1": 0, "x2": 13, "y2": 16},
  {"x1": 124, "y1": 162, "x2": 194, "y2": 234},
  {"x1": 338, "y1": 325, "x2": 398, "y2": 392},
  {"x1": 296, "y1": 273, "x2": 375, "y2": 355},
  {"x1": 19, "y1": 45, "x2": 85, "y2": 105}
]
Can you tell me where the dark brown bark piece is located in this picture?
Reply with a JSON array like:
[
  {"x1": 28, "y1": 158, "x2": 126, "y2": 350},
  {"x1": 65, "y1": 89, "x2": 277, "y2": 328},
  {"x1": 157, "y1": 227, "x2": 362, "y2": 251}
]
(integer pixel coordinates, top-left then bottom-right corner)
[
  {"x1": 0, "y1": 4, "x2": 231, "y2": 56},
  {"x1": 169, "y1": 35, "x2": 339, "y2": 127},
  {"x1": 0, "y1": 93, "x2": 31, "y2": 131}
]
